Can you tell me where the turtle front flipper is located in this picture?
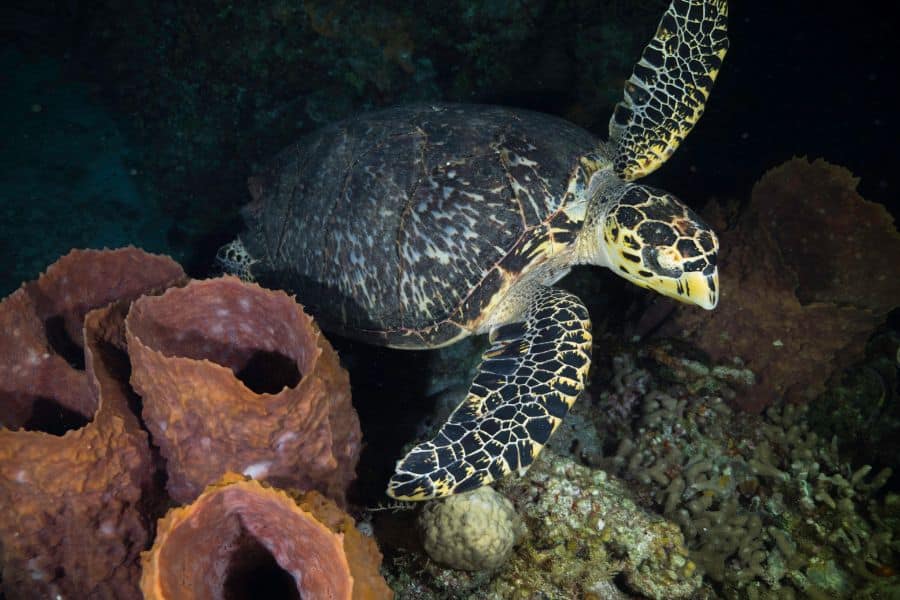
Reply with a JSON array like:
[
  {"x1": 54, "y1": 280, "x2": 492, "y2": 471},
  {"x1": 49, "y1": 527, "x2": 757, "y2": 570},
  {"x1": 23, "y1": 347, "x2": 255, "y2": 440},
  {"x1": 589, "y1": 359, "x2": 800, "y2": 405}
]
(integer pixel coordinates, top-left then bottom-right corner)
[
  {"x1": 609, "y1": 0, "x2": 729, "y2": 180},
  {"x1": 387, "y1": 287, "x2": 592, "y2": 500}
]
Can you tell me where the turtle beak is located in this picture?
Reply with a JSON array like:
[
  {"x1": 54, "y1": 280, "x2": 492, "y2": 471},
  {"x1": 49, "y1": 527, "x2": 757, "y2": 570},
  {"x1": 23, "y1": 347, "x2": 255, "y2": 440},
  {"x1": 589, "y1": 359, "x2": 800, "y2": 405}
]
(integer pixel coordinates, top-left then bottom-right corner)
[
  {"x1": 637, "y1": 267, "x2": 718, "y2": 309},
  {"x1": 681, "y1": 269, "x2": 718, "y2": 309}
]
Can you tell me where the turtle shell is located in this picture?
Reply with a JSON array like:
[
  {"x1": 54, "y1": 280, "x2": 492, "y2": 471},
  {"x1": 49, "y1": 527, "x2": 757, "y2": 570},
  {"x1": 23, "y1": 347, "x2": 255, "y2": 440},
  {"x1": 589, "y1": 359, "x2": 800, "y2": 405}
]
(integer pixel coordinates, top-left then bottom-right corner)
[{"x1": 240, "y1": 103, "x2": 598, "y2": 348}]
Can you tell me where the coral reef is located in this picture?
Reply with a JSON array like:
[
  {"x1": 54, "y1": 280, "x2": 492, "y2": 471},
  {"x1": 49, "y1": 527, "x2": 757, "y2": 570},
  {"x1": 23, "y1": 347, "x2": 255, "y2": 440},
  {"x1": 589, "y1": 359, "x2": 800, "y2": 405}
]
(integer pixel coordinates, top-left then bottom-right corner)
[
  {"x1": 806, "y1": 328, "x2": 900, "y2": 470},
  {"x1": 645, "y1": 158, "x2": 900, "y2": 411},
  {"x1": 383, "y1": 451, "x2": 700, "y2": 599},
  {"x1": 126, "y1": 275, "x2": 362, "y2": 505},
  {"x1": 382, "y1": 330, "x2": 898, "y2": 598},
  {"x1": 496, "y1": 453, "x2": 701, "y2": 600},
  {"x1": 597, "y1": 340, "x2": 898, "y2": 599},
  {"x1": 141, "y1": 473, "x2": 392, "y2": 600},
  {"x1": 0, "y1": 248, "x2": 184, "y2": 599},
  {"x1": 497, "y1": 454, "x2": 700, "y2": 599},
  {"x1": 418, "y1": 486, "x2": 525, "y2": 571}
]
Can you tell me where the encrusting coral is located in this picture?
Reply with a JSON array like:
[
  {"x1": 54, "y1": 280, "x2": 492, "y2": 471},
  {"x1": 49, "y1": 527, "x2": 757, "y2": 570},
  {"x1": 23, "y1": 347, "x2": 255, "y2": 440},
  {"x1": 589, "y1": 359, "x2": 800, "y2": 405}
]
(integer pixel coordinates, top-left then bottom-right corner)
[
  {"x1": 0, "y1": 247, "x2": 185, "y2": 599},
  {"x1": 498, "y1": 452, "x2": 702, "y2": 600},
  {"x1": 141, "y1": 473, "x2": 392, "y2": 600},
  {"x1": 125, "y1": 275, "x2": 362, "y2": 505},
  {"x1": 645, "y1": 158, "x2": 900, "y2": 411}
]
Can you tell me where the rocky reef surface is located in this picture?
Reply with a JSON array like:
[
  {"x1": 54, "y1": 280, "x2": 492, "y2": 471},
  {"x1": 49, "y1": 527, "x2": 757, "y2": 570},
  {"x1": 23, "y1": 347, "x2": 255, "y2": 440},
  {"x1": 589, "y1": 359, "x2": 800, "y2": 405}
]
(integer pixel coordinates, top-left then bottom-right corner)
[{"x1": 377, "y1": 332, "x2": 898, "y2": 599}]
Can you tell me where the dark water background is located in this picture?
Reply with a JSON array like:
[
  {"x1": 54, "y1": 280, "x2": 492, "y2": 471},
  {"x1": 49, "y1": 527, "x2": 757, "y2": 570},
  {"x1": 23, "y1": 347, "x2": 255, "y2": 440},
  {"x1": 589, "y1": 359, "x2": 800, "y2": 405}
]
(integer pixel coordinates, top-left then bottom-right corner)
[{"x1": 1, "y1": 0, "x2": 896, "y2": 295}]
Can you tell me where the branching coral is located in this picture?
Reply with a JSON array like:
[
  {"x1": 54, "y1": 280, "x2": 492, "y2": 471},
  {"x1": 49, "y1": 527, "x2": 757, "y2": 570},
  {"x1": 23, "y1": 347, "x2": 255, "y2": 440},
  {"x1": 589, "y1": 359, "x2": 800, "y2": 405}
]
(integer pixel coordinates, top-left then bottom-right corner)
[
  {"x1": 125, "y1": 275, "x2": 362, "y2": 505},
  {"x1": 602, "y1": 342, "x2": 897, "y2": 599},
  {"x1": 141, "y1": 473, "x2": 392, "y2": 600},
  {"x1": 647, "y1": 158, "x2": 900, "y2": 411}
]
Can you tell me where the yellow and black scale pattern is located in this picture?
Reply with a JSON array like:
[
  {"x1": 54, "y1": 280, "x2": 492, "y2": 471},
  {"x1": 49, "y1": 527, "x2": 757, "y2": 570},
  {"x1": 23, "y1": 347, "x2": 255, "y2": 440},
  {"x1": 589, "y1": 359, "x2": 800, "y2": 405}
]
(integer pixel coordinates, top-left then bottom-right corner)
[
  {"x1": 238, "y1": 103, "x2": 599, "y2": 348},
  {"x1": 607, "y1": 185, "x2": 717, "y2": 296},
  {"x1": 609, "y1": 0, "x2": 728, "y2": 180},
  {"x1": 387, "y1": 286, "x2": 592, "y2": 500}
]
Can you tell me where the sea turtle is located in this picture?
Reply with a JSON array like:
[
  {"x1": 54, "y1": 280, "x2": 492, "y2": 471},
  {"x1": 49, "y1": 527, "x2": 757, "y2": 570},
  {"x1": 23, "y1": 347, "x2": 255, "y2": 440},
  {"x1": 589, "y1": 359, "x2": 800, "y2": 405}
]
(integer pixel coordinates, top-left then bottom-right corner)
[{"x1": 218, "y1": 0, "x2": 728, "y2": 500}]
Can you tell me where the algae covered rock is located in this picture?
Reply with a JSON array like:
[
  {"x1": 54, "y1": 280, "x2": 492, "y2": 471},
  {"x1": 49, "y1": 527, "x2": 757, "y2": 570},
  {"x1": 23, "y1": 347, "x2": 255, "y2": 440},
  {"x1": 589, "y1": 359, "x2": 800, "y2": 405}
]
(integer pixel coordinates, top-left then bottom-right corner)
[
  {"x1": 418, "y1": 486, "x2": 525, "y2": 571},
  {"x1": 497, "y1": 451, "x2": 701, "y2": 600}
]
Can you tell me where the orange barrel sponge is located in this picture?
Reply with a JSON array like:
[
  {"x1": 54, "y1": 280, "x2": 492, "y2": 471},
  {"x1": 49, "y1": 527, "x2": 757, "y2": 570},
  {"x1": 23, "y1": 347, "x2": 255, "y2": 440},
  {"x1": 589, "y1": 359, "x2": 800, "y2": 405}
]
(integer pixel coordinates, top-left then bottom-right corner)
[
  {"x1": 125, "y1": 276, "x2": 362, "y2": 505},
  {"x1": 141, "y1": 473, "x2": 393, "y2": 600},
  {"x1": 0, "y1": 247, "x2": 186, "y2": 427},
  {"x1": 0, "y1": 248, "x2": 186, "y2": 599}
]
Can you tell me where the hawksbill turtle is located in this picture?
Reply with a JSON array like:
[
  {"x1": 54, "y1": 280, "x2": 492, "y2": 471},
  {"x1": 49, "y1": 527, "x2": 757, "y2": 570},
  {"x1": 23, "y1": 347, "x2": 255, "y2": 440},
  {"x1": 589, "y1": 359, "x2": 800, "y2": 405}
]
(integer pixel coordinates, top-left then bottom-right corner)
[{"x1": 218, "y1": 0, "x2": 728, "y2": 500}]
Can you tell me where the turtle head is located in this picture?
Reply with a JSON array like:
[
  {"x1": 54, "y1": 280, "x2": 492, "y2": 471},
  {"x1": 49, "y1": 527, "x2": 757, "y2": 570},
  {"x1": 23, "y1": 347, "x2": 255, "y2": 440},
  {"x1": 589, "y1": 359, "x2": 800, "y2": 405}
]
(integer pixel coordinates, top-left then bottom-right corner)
[{"x1": 598, "y1": 184, "x2": 719, "y2": 309}]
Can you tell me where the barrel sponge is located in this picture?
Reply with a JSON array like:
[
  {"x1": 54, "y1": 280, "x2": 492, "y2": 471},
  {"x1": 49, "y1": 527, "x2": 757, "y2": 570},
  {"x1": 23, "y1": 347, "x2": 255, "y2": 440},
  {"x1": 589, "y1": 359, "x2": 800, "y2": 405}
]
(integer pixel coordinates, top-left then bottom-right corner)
[
  {"x1": 0, "y1": 246, "x2": 186, "y2": 427},
  {"x1": 418, "y1": 486, "x2": 525, "y2": 571},
  {"x1": 141, "y1": 473, "x2": 392, "y2": 600},
  {"x1": 0, "y1": 248, "x2": 185, "y2": 599},
  {"x1": 125, "y1": 275, "x2": 362, "y2": 505}
]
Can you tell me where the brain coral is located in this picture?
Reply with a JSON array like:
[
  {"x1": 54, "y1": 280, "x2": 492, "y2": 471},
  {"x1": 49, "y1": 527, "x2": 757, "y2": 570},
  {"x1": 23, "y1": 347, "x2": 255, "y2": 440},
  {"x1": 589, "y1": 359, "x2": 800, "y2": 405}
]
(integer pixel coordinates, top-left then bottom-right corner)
[{"x1": 418, "y1": 485, "x2": 525, "y2": 571}]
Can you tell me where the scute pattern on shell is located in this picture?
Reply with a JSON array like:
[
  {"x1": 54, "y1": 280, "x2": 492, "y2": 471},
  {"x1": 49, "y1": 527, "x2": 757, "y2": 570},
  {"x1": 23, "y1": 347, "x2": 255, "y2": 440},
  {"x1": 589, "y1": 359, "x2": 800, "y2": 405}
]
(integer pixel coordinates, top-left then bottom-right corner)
[{"x1": 240, "y1": 104, "x2": 598, "y2": 344}]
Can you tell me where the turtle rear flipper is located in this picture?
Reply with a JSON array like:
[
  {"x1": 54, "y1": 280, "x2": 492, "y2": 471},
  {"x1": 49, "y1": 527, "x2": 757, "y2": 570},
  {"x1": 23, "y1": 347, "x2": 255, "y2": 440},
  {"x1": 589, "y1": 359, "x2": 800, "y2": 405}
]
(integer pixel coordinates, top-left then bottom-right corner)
[
  {"x1": 610, "y1": 0, "x2": 728, "y2": 180},
  {"x1": 387, "y1": 287, "x2": 592, "y2": 500}
]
